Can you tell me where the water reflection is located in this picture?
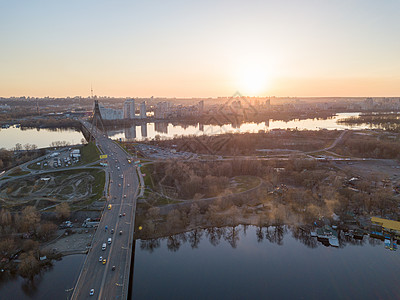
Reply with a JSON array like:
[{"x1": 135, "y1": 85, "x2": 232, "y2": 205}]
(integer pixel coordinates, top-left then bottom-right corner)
[
  {"x1": 140, "y1": 220, "x2": 399, "y2": 256},
  {"x1": 133, "y1": 225, "x2": 399, "y2": 300},
  {"x1": 108, "y1": 113, "x2": 370, "y2": 142},
  {"x1": 138, "y1": 224, "x2": 386, "y2": 253},
  {"x1": 0, "y1": 254, "x2": 85, "y2": 300}
]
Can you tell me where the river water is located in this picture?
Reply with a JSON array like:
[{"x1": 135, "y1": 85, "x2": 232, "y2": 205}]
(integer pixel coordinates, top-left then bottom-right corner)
[
  {"x1": 132, "y1": 225, "x2": 400, "y2": 300},
  {"x1": 0, "y1": 254, "x2": 85, "y2": 300},
  {"x1": 0, "y1": 127, "x2": 84, "y2": 150},
  {"x1": 0, "y1": 227, "x2": 397, "y2": 299},
  {"x1": 0, "y1": 113, "x2": 372, "y2": 150},
  {"x1": 107, "y1": 112, "x2": 368, "y2": 141}
]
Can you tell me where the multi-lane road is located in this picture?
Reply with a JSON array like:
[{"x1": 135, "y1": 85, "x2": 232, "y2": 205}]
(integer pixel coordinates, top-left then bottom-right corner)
[{"x1": 71, "y1": 121, "x2": 139, "y2": 300}]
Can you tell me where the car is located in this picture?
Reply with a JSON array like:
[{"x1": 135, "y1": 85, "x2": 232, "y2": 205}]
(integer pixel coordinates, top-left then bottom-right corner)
[
  {"x1": 118, "y1": 184, "x2": 121, "y2": 187},
  {"x1": 127, "y1": 184, "x2": 130, "y2": 187},
  {"x1": 99, "y1": 256, "x2": 103, "y2": 262},
  {"x1": 123, "y1": 195, "x2": 126, "y2": 198},
  {"x1": 119, "y1": 231, "x2": 123, "y2": 235},
  {"x1": 123, "y1": 213, "x2": 126, "y2": 216},
  {"x1": 90, "y1": 289, "x2": 94, "y2": 296},
  {"x1": 103, "y1": 258, "x2": 107, "y2": 264},
  {"x1": 110, "y1": 180, "x2": 113, "y2": 183},
  {"x1": 119, "y1": 214, "x2": 122, "y2": 217},
  {"x1": 112, "y1": 266, "x2": 116, "y2": 271},
  {"x1": 111, "y1": 229, "x2": 114, "y2": 234},
  {"x1": 108, "y1": 204, "x2": 112, "y2": 210},
  {"x1": 108, "y1": 238, "x2": 112, "y2": 244}
]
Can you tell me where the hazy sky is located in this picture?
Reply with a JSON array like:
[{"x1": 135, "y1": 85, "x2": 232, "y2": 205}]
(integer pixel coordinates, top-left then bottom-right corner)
[{"x1": 1, "y1": 0, "x2": 399, "y2": 97}]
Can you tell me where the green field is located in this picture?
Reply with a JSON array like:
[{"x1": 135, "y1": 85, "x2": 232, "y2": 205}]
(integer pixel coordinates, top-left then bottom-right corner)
[{"x1": 80, "y1": 142, "x2": 101, "y2": 165}]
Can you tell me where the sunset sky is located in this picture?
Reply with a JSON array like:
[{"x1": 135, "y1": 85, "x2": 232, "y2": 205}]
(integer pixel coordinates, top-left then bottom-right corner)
[{"x1": 1, "y1": 0, "x2": 399, "y2": 98}]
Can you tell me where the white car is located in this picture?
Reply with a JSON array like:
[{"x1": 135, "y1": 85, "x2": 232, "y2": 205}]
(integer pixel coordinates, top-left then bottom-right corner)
[
  {"x1": 99, "y1": 256, "x2": 102, "y2": 262},
  {"x1": 90, "y1": 289, "x2": 94, "y2": 296}
]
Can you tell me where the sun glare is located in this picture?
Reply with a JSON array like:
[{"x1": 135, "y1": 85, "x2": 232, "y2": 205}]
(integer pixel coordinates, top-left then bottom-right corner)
[{"x1": 239, "y1": 66, "x2": 270, "y2": 96}]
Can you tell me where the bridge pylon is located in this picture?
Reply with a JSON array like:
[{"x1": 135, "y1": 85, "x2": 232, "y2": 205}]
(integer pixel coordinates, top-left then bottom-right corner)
[{"x1": 89, "y1": 100, "x2": 107, "y2": 142}]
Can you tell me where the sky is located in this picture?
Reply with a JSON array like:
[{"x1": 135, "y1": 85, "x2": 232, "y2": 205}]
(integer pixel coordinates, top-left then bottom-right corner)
[{"x1": 1, "y1": 0, "x2": 400, "y2": 98}]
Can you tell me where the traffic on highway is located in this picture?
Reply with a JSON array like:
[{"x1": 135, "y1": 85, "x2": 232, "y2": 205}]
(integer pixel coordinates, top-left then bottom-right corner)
[{"x1": 71, "y1": 122, "x2": 140, "y2": 300}]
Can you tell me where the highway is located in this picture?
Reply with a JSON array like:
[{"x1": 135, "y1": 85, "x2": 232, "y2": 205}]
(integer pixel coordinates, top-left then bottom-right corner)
[{"x1": 71, "y1": 121, "x2": 139, "y2": 300}]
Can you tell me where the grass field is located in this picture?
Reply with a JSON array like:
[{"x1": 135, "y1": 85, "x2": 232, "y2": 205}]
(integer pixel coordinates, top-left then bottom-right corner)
[{"x1": 80, "y1": 142, "x2": 100, "y2": 165}]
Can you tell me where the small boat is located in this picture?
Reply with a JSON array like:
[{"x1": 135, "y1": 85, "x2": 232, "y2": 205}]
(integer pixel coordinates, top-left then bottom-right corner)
[
  {"x1": 329, "y1": 236, "x2": 339, "y2": 247},
  {"x1": 384, "y1": 239, "x2": 390, "y2": 249}
]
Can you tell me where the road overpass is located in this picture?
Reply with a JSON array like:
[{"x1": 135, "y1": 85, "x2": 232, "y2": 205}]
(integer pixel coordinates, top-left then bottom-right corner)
[{"x1": 71, "y1": 121, "x2": 140, "y2": 300}]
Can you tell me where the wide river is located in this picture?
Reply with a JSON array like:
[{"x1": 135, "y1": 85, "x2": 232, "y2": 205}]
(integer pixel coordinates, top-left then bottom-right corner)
[
  {"x1": 1, "y1": 225, "x2": 397, "y2": 299},
  {"x1": 132, "y1": 226, "x2": 399, "y2": 300},
  {"x1": 0, "y1": 113, "x2": 370, "y2": 150}
]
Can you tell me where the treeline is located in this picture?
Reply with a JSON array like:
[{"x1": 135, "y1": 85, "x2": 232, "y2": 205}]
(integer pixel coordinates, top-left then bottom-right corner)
[
  {"x1": 0, "y1": 204, "x2": 70, "y2": 279},
  {"x1": 338, "y1": 113, "x2": 400, "y2": 131},
  {"x1": 333, "y1": 133, "x2": 400, "y2": 159},
  {"x1": 19, "y1": 118, "x2": 81, "y2": 129},
  {"x1": 0, "y1": 147, "x2": 45, "y2": 171},
  {"x1": 175, "y1": 110, "x2": 336, "y2": 125},
  {"x1": 146, "y1": 130, "x2": 338, "y2": 155}
]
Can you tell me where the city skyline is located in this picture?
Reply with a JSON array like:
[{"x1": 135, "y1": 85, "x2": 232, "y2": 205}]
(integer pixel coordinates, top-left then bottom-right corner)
[{"x1": 1, "y1": 0, "x2": 400, "y2": 98}]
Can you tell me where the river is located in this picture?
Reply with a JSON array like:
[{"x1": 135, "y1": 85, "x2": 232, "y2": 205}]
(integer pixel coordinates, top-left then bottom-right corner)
[
  {"x1": 132, "y1": 225, "x2": 400, "y2": 300},
  {"x1": 108, "y1": 112, "x2": 368, "y2": 141},
  {"x1": 0, "y1": 226, "x2": 397, "y2": 299},
  {"x1": 0, "y1": 113, "x2": 373, "y2": 150},
  {"x1": 0, "y1": 127, "x2": 84, "y2": 150},
  {"x1": 0, "y1": 254, "x2": 85, "y2": 300}
]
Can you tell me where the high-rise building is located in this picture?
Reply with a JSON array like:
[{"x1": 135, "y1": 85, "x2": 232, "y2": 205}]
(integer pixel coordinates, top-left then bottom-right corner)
[
  {"x1": 99, "y1": 104, "x2": 123, "y2": 120},
  {"x1": 124, "y1": 99, "x2": 135, "y2": 119},
  {"x1": 154, "y1": 102, "x2": 170, "y2": 119},
  {"x1": 140, "y1": 101, "x2": 146, "y2": 119},
  {"x1": 198, "y1": 100, "x2": 204, "y2": 114}
]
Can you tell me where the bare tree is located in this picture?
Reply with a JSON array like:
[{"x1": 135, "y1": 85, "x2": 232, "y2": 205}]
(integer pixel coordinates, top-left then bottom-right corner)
[
  {"x1": 55, "y1": 203, "x2": 70, "y2": 220},
  {"x1": 18, "y1": 253, "x2": 40, "y2": 279},
  {"x1": 20, "y1": 206, "x2": 40, "y2": 233}
]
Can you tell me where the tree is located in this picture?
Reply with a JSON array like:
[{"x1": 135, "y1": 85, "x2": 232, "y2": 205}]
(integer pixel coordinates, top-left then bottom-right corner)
[
  {"x1": 166, "y1": 209, "x2": 183, "y2": 231},
  {"x1": 0, "y1": 238, "x2": 15, "y2": 257},
  {"x1": 55, "y1": 203, "x2": 70, "y2": 219},
  {"x1": 37, "y1": 222, "x2": 57, "y2": 241},
  {"x1": 18, "y1": 253, "x2": 40, "y2": 279},
  {"x1": 188, "y1": 204, "x2": 200, "y2": 226},
  {"x1": 20, "y1": 206, "x2": 40, "y2": 233}
]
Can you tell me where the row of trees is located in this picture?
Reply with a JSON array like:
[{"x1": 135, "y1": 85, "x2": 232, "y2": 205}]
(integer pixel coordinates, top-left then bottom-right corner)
[
  {"x1": 0, "y1": 147, "x2": 45, "y2": 171},
  {"x1": 333, "y1": 133, "x2": 400, "y2": 159}
]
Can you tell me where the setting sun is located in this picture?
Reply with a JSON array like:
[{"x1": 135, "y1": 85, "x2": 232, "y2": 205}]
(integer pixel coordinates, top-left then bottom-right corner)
[{"x1": 238, "y1": 65, "x2": 270, "y2": 95}]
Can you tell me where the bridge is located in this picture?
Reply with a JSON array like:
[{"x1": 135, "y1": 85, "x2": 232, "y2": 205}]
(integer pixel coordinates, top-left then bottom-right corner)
[{"x1": 71, "y1": 118, "x2": 140, "y2": 300}]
